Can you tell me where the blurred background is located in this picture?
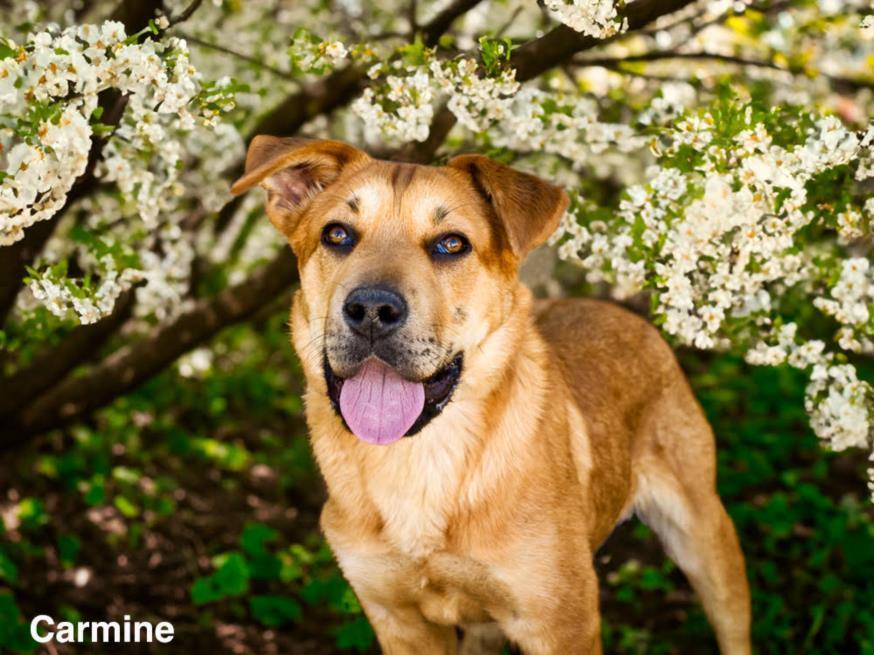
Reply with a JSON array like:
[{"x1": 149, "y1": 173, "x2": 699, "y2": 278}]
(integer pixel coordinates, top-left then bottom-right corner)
[{"x1": 0, "y1": 0, "x2": 872, "y2": 653}]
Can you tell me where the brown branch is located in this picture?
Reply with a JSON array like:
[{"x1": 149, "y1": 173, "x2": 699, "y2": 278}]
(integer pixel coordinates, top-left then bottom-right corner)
[
  {"x1": 165, "y1": 0, "x2": 203, "y2": 27},
  {"x1": 104, "y1": 0, "x2": 164, "y2": 36},
  {"x1": 408, "y1": 0, "x2": 419, "y2": 36},
  {"x1": 0, "y1": 291, "x2": 135, "y2": 417},
  {"x1": 178, "y1": 32, "x2": 297, "y2": 81},
  {"x1": 577, "y1": 51, "x2": 874, "y2": 92},
  {"x1": 421, "y1": 0, "x2": 484, "y2": 46},
  {"x1": 0, "y1": 252, "x2": 297, "y2": 444},
  {"x1": 512, "y1": 0, "x2": 698, "y2": 81}
]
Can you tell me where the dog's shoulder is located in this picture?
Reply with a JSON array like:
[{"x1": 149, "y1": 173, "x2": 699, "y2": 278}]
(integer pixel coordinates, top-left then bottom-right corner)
[
  {"x1": 532, "y1": 297, "x2": 660, "y2": 351},
  {"x1": 531, "y1": 297, "x2": 678, "y2": 409}
]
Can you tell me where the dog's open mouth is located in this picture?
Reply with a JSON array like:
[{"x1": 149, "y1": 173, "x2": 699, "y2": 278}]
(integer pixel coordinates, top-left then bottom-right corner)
[{"x1": 324, "y1": 353, "x2": 463, "y2": 445}]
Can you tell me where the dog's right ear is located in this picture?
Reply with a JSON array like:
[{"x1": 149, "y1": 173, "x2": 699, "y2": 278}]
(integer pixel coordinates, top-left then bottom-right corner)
[{"x1": 230, "y1": 136, "x2": 369, "y2": 239}]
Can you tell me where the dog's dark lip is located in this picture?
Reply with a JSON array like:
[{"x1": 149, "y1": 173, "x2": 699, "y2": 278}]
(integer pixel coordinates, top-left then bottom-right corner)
[{"x1": 323, "y1": 353, "x2": 464, "y2": 438}]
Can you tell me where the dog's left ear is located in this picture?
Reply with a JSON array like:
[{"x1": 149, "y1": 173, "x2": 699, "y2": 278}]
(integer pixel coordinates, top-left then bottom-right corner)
[
  {"x1": 230, "y1": 136, "x2": 369, "y2": 240},
  {"x1": 447, "y1": 154, "x2": 568, "y2": 260}
]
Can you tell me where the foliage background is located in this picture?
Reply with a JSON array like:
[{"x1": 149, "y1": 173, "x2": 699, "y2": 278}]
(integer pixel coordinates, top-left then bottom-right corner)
[{"x1": 0, "y1": 0, "x2": 872, "y2": 653}]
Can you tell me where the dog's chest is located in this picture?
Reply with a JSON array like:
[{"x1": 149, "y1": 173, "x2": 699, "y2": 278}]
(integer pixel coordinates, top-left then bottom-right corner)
[
  {"x1": 366, "y1": 462, "x2": 456, "y2": 557},
  {"x1": 363, "y1": 429, "x2": 473, "y2": 557}
]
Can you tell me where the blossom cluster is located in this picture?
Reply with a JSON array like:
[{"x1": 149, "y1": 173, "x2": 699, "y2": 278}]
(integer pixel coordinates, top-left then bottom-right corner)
[
  {"x1": 746, "y1": 323, "x2": 871, "y2": 455},
  {"x1": 0, "y1": 20, "x2": 239, "y2": 325},
  {"x1": 544, "y1": 0, "x2": 628, "y2": 39},
  {"x1": 352, "y1": 40, "x2": 519, "y2": 143},
  {"x1": 432, "y1": 58, "x2": 519, "y2": 132},
  {"x1": 556, "y1": 98, "x2": 873, "y2": 491},
  {"x1": 28, "y1": 255, "x2": 141, "y2": 325},
  {"x1": 814, "y1": 258, "x2": 874, "y2": 355},
  {"x1": 288, "y1": 28, "x2": 348, "y2": 74},
  {"x1": 0, "y1": 22, "x2": 231, "y2": 245},
  {"x1": 490, "y1": 87, "x2": 646, "y2": 175},
  {"x1": 561, "y1": 110, "x2": 868, "y2": 347},
  {"x1": 353, "y1": 68, "x2": 435, "y2": 143}
]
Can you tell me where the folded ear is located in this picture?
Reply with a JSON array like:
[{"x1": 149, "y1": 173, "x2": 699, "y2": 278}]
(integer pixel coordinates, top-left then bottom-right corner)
[
  {"x1": 230, "y1": 136, "x2": 369, "y2": 239},
  {"x1": 447, "y1": 154, "x2": 568, "y2": 260}
]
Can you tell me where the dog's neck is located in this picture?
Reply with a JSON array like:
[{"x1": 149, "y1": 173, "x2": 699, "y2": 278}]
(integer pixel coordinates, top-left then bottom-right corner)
[{"x1": 305, "y1": 283, "x2": 557, "y2": 558}]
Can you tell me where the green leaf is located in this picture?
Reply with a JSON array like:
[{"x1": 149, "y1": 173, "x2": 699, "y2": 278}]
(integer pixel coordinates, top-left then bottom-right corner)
[
  {"x1": 398, "y1": 35, "x2": 427, "y2": 67},
  {"x1": 249, "y1": 594, "x2": 302, "y2": 627},
  {"x1": 301, "y1": 574, "x2": 354, "y2": 611},
  {"x1": 213, "y1": 552, "x2": 250, "y2": 595},
  {"x1": 114, "y1": 495, "x2": 140, "y2": 518},
  {"x1": 478, "y1": 35, "x2": 513, "y2": 76},
  {"x1": 0, "y1": 592, "x2": 36, "y2": 651},
  {"x1": 240, "y1": 522, "x2": 278, "y2": 556},
  {"x1": 83, "y1": 478, "x2": 106, "y2": 506},
  {"x1": 191, "y1": 576, "x2": 222, "y2": 605},
  {"x1": 17, "y1": 497, "x2": 47, "y2": 529},
  {"x1": 191, "y1": 552, "x2": 251, "y2": 605},
  {"x1": 335, "y1": 616, "x2": 375, "y2": 652},
  {"x1": 57, "y1": 534, "x2": 81, "y2": 567},
  {"x1": 248, "y1": 552, "x2": 282, "y2": 581},
  {"x1": 0, "y1": 548, "x2": 19, "y2": 584},
  {"x1": 0, "y1": 39, "x2": 17, "y2": 60}
]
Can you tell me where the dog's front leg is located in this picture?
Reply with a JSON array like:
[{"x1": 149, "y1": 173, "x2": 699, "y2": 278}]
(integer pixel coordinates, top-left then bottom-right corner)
[
  {"x1": 500, "y1": 558, "x2": 602, "y2": 655},
  {"x1": 357, "y1": 597, "x2": 458, "y2": 655},
  {"x1": 321, "y1": 501, "x2": 458, "y2": 654},
  {"x1": 332, "y1": 548, "x2": 459, "y2": 654}
]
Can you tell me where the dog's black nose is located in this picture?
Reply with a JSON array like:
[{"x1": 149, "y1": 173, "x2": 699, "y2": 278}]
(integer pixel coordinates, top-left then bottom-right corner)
[{"x1": 343, "y1": 286, "x2": 408, "y2": 340}]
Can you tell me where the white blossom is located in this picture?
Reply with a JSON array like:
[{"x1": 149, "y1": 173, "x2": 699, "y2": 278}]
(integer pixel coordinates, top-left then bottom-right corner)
[{"x1": 544, "y1": 0, "x2": 628, "y2": 39}]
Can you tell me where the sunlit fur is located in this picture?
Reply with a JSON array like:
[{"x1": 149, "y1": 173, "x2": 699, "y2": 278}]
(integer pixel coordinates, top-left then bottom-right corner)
[{"x1": 232, "y1": 137, "x2": 752, "y2": 655}]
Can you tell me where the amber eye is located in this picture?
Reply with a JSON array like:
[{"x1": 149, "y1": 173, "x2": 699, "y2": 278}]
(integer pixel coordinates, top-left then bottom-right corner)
[
  {"x1": 321, "y1": 223, "x2": 356, "y2": 250},
  {"x1": 431, "y1": 233, "x2": 470, "y2": 259}
]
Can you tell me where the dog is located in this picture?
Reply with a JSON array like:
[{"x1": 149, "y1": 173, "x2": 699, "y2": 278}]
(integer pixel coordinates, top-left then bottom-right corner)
[{"x1": 231, "y1": 137, "x2": 752, "y2": 655}]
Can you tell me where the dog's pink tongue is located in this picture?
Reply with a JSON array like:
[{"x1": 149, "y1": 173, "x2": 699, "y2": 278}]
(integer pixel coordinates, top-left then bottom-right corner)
[{"x1": 339, "y1": 359, "x2": 424, "y2": 445}]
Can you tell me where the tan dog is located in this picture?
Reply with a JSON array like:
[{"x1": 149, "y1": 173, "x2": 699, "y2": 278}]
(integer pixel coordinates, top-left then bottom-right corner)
[{"x1": 231, "y1": 137, "x2": 751, "y2": 655}]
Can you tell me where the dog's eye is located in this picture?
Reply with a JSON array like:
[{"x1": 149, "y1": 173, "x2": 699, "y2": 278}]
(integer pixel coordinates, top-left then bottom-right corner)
[
  {"x1": 322, "y1": 223, "x2": 356, "y2": 250},
  {"x1": 431, "y1": 233, "x2": 470, "y2": 259}
]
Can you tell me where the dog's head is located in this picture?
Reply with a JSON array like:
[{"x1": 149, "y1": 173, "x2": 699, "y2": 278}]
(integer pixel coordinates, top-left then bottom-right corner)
[{"x1": 232, "y1": 137, "x2": 567, "y2": 445}]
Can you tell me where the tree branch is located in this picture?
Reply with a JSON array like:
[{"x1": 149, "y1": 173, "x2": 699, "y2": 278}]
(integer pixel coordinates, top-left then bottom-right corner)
[
  {"x1": 511, "y1": 0, "x2": 697, "y2": 81},
  {"x1": 178, "y1": 32, "x2": 297, "y2": 81},
  {"x1": 0, "y1": 252, "x2": 297, "y2": 444},
  {"x1": 577, "y1": 51, "x2": 874, "y2": 93},
  {"x1": 165, "y1": 0, "x2": 203, "y2": 27},
  {"x1": 0, "y1": 290, "x2": 135, "y2": 417},
  {"x1": 104, "y1": 0, "x2": 163, "y2": 35},
  {"x1": 421, "y1": 0, "x2": 483, "y2": 47}
]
